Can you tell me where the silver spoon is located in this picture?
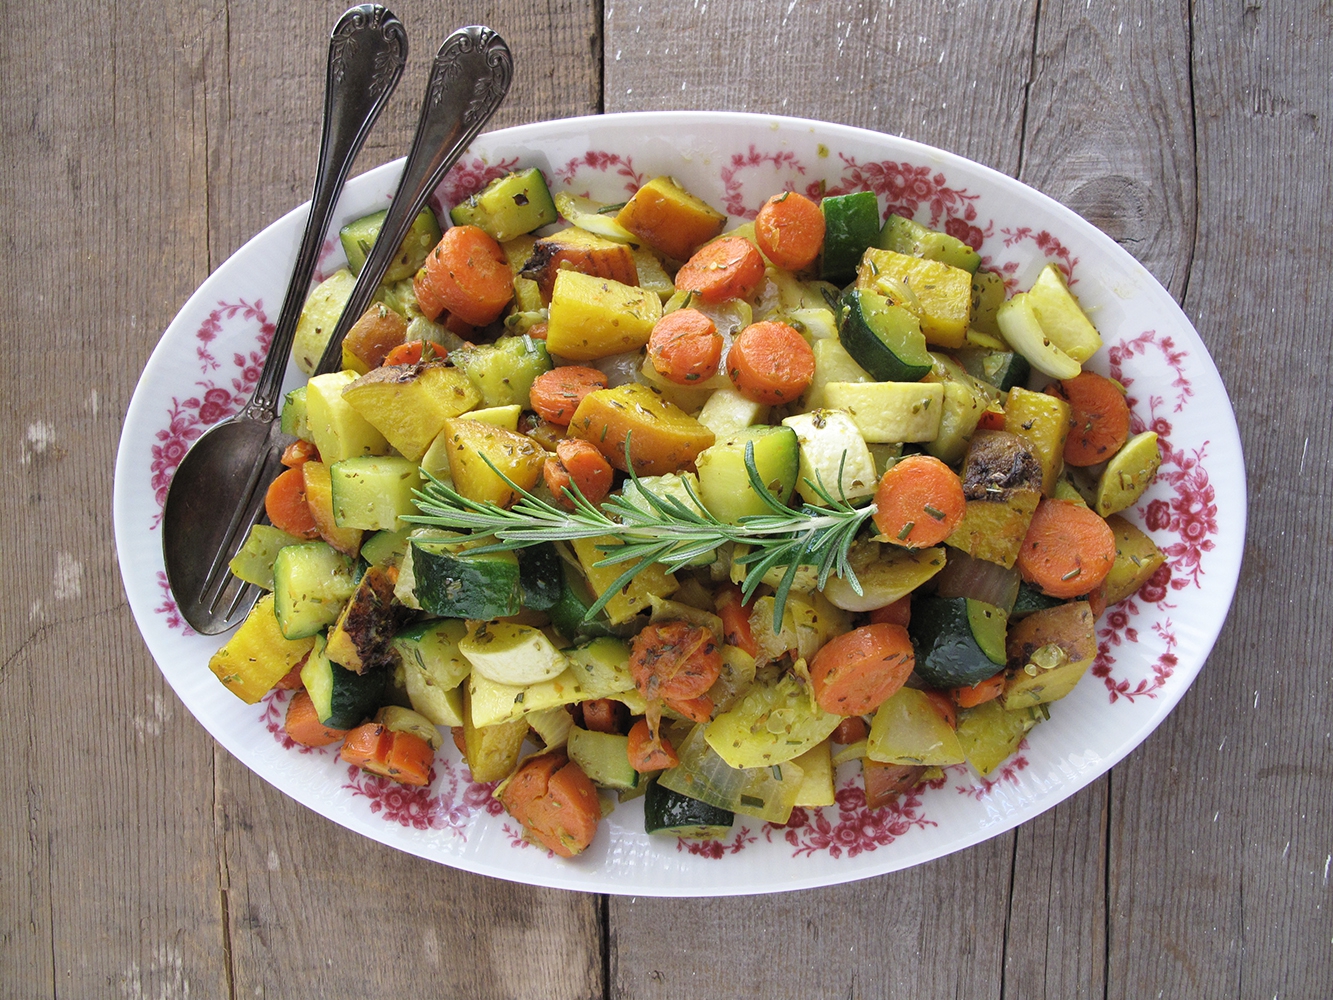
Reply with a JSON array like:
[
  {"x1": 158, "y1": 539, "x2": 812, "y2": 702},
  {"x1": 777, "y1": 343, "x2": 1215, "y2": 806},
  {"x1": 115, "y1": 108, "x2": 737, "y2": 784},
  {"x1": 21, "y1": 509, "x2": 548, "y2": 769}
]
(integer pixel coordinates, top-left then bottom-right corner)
[
  {"x1": 162, "y1": 23, "x2": 512, "y2": 635},
  {"x1": 161, "y1": 3, "x2": 408, "y2": 634}
]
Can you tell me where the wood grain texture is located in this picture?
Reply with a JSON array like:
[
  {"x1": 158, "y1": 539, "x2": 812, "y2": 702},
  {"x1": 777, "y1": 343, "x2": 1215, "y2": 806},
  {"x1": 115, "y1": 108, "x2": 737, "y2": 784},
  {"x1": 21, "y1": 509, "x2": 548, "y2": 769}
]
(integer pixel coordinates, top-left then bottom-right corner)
[
  {"x1": 0, "y1": 2, "x2": 230, "y2": 997},
  {"x1": 1104, "y1": 0, "x2": 1333, "y2": 995}
]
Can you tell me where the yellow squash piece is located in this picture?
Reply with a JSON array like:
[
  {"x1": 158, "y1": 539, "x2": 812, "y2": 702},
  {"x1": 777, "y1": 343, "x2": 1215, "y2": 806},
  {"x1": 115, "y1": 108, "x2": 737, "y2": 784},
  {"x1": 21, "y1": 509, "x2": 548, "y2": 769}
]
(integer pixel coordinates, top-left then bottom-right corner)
[
  {"x1": 705, "y1": 672, "x2": 842, "y2": 769},
  {"x1": 438, "y1": 418, "x2": 547, "y2": 508},
  {"x1": 545, "y1": 270, "x2": 662, "y2": 361},
  {"x1": 571, "y1": 534, "x2": 678, "y2": 625},
  {"x1": 341, "y1": 362, "x2": 481, "y2": 462},
  {"x1": 207, "y1": 594, "x2": 316, "y2": 704},
  {"x1": 306, "y1": 371, "x2": 390, "y2": 465},
  {"x1": 945, "y1": 494, "x2": 1041, "y2": 569},
  {"x1": 823, "y1": 381, "x2": 945, "y2": 443},
  {"x1": 857, "y1": 247, "x2": 973, "y2": 348},
  {"x1": 956, "y1": 700, "x2": 1043, "y2": 776},
  {"x1": 568, "y1": 383, "x2": 715, "y2": 475},
  {"x1": 1004, "y1": 385, "x2": 1072, "y2": 495},
  {"x1": 1103, "y1": 515, "x2": 1167, "y2": 605},
  {"x1": 1002, "y1": 601, "x2": 1097, "y2": 709},
  {"x1": 1026, "y1": 263, "x2": 1103, "y2": 363},
  {"x1": 461, "y1": 687, "x2": 529, "y2": 782},
  {"x1": 1093, "y1": 431, "x2": 1162, "y2": 516},
  {"x1": 820, "y1": 545, "x2": 947, "y2": 612},
  {"x1": 615, "y1": 175, "x2": 728, "y2": 262},
  {"x1": 293, "y1": 268, "x2": 356, "y2": 375},
  {"x1": 868, "y1": 687, "x2": 966, "y2": 766}
]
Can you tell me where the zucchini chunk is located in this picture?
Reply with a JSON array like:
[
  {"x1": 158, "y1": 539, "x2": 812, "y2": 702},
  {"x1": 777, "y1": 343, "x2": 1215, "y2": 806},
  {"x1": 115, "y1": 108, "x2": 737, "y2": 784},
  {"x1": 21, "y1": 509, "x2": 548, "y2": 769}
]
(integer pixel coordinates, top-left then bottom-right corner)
[
  {"x1": 450, "y1": 168, "x2": 558, "y2": 242},
  {"x1": 300, "y1": 634, "x2": 388, "y2": 730},
  {"x1": 271, "y1": 541, "x2": 357, "y2": 640},
  {"x1": 909, "y1": 595, "x2": 1008, "y2": 689},
  {"x1": 820, "y1": 191, "x2": 881, "y2": 283},
  {"x1": 837, "y1": 288, "x2": 934, "y2": 383},
  {"x1": 340, "y1": 206, "x2": 441, "y2": 281},
  {"x1": 644, "y1": 780, "x2": 734, "y2": 839}
]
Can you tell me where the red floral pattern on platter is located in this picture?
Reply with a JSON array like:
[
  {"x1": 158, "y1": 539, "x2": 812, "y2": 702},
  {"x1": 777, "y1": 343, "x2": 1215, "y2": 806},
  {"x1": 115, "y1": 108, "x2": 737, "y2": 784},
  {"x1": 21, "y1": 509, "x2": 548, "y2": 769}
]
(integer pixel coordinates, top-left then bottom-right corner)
[
  {"x1": 827, "y1": 155, "x2": 985, "y2": 232},
  {"x1": 763, "y1": 782, "x2": 936, "y2": 859},
  {"x1": 431, "y1": 155, "x2": 522, "y2": 218},
  {"x1": 1088, "y1": 330, "x2": 1216, "y2": 702},
  {"x1": 554, "y1": 151, "x2": 645, "y2": 195},
  {"x1": 343, "y1": 756, "x2": 504, "y2": 835},
  {"x1": 154, "y1": 570, "x2": 193, "y2": 636},
  {"x1": 957, "y1": 753, "x2": 1030, "y2": 801},
  {"x1": 677, "y1": 826, "x2": 756, "y2": 858},
  {"x1": 149, "y1": 300, "x2": 274, "y2": 526},
  {"x1": 719, "y1": 146, "x2": 806, "y2": 219},
  {"x1": 260, "y1": 688, "x2": 337, "y2": 756},
  {"x1": 997, "y1": 226, "x2": 1081, "y2": 285}
]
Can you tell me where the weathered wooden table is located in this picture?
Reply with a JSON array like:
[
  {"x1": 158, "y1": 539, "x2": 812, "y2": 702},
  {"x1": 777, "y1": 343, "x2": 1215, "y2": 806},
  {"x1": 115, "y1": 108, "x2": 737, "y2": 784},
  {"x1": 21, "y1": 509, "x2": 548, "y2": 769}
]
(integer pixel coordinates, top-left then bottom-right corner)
[{"x1": 3, "y1": 1, "x2": 1328, "y2": 995}]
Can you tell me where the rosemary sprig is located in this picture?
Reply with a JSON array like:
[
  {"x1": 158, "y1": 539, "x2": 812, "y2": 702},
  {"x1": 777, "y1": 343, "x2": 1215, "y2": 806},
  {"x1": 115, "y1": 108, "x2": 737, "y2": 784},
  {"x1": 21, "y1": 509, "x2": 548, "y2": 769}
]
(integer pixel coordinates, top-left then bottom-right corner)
[{"x1": 407, "y1": 440, "x2": 877, "y2": 627}]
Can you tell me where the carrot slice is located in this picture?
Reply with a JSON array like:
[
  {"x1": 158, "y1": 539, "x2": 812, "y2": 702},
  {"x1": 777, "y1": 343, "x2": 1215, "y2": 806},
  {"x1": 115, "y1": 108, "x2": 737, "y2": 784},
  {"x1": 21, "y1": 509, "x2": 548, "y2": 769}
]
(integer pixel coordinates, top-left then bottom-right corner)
[
  {"x1": 647, "y1": 308, "x2": 723, "y2": 385},
  {"x1": 339, "y1": 723, "x2": 392, "y2": 769},
  {"x1": 674, "y1": 236, "x2": 766, "y2": 304},
  {"x1": 264, "y1": 466, "x2": 320, "y2": 540},
  {"x1": 382, "y1": 339, "x2": 447, "y2": 366},
  {"x1": 1017, "y1": 497, "x2": 1118, "y2": 598},
  {"x1": 279, "y1": 439, "x2": 319, "y2": 468},
  {"x1": 976, "y1": 406, "x2": 1007, "y2": 431},
  {"x1": 529, "y1": 366, "x2": 609, "y2": 426},
  {"x1": 809, "y1": 623, "x2": 915, "y2": 716},
  {"x1": 580, "y1": 698, "x2": 626, "y2": 734},
  {"x1": 627, "y1": 718, "x2": 679, "y2": 772},
  {"x1": 1048, "y1": 372, "x2": 1131, "y2": 467},
  {"x1": 951, "y1": 671, "x2": 1005, "y2": 708},
  {"x1": 871, "y1": 454, "x2": 966, "y2": 549},
  {"x1": 863, "y1": 760, "x2": 925, "y2": 810},
  {"x1": 383, "y1": 731, "x2": 435, "y2": 787},
  {"x1": 629, "y1": 621, "x2": 723, "y2": 703},
  {"x1": 285, "y1": 689, "x2": 348, "y2": 747},
  {"x1": 499, "y1": 752, "x2": 602, "y2": 857},
  {"x1": 544, "y1": 438, "x2": 615, "y2": 508},
  {"x1": 832, "y1": 716, "x2": 869, "y2": 744},
  {"x1": 412, "y1": 224, "x2": 513, "y2": 326},
  {"x1": 867, "y1": 596, "x2": 912, "y2": 627},
  {"x1": 273, "y1": 657, "x2": 308, "y2": 690},
  {"x1": 715, "y1": 583, "x2": 758, "y2": 658},
  {"x1": 726, "y1": 321, "x2": 816, "y2": 405},
  {"x1": 754, "y1": 190, "x2": 825, "y2": 271}
]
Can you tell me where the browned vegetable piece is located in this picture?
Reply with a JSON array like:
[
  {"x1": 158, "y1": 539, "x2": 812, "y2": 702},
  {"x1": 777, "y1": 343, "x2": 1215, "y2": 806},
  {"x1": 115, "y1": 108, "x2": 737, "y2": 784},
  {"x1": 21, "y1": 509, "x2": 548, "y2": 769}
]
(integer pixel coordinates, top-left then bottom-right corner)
[
  {"x1": 325, "y1": 566, "x2": 407, "y2": 673},
  {"x1": 862, "y1": 760, "x2": 926, "y2": 810},
  {"x1": 520, "y1": 228, "x2": 639, "y2": 301},
  {"x1": 1103, "y1": 514, "x2": 1168, "y2": 605},
  {"x1": 615, "y1": 176, "x2": 727, "y2": 262},
  {"x1": 945, "y1": 431, "x2": 1043, "y2": 568},
  {"x1": 1001, "y1": 600, "x2": 1097, "y2": 709},
  {"x1": 342, "y1": 302, "x2": 409, "y2": 370},
  {"x1": 567, "y1": 383, "x2": 715, "y2": 476}
]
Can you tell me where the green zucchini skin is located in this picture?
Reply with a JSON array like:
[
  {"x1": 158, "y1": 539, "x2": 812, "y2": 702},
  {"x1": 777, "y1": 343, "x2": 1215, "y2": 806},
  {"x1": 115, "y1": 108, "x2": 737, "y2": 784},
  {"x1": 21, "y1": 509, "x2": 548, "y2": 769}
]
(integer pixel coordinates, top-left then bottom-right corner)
[
  {"x1": 548, "y1": 561, "x2": 621, "y2": 641},
  {"x1": 838, "y1": 288, "x2": 934, "y2": 383},
  {"x1": 1011, "y1": 582, "x2": 1065, "y2": 619},
  {"x1": 518, "y1": 543, "x2": 563, "y2": 612},
  {"x1": 909, "y1": 596, "x2": 1009, "y2": 689},
  {"x1": 408, "y1": 541, "x2": 522, "y2": 619},
  {"x1": 339, "y1": 207, "x2": 442, "y2": 282},
  {"x1": 449, "y1": 168, "x2": 559, "y2": 242},
  {"x1": 876, "y1": 213, "x2": 981, "y2": 273},
  {"x1": 644, "y1": 780, "x2": 735, "y2": 839},
  {"x1": 820, "y1": 191, "x2": 881, "y2": 283},
  {"x1": 306, "y1": 656, "x2": 388, "y2": 730}
]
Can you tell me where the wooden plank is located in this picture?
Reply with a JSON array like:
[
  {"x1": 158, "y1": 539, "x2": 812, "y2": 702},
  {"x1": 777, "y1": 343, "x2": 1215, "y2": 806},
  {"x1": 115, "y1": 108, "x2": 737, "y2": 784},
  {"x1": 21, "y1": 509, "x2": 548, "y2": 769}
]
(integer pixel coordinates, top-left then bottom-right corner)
[
  {"x1": 1104, "y1": 1, "x2": 1333, "y2": 994},
  {"x1": 0, "y1": 1, "x2": 230, "y2": 997},
  {"x1": 202, "y1": 3, "x2": 606, "y2": 995},
  {"x1": 603, "y1": 4, "x2": 1042, "y2": 996},
  {"x1": 608, "y1": 839, "x2": 1014, "y2": 999},
  {"x1": 1000, "y1": 4, "x2": 1193, "y2": 996},
  {"x1": 218, "y1": 757, "x2": 602, "y2": 998},
  {"x1": 604, "y1": 0, "x2": 1039, "y2": 175}
]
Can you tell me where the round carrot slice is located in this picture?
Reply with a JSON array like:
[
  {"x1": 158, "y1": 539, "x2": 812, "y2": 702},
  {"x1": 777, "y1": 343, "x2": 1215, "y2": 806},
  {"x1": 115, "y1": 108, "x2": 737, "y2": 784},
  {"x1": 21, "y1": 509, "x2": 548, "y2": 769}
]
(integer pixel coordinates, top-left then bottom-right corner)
[
  {"x1": 529, "y1": 366, "x2": 608, "y2": 426},
  {"x1": 412, "y1": 224, "x2": 513, "y2": 326},
  {"x1": 674, "y1": 236, "x2": 766, "y2": 304},
  {"x1": 1047, "y1": 372, "x2": 1131, "y2": 466},
  {"x1": 264, "y1": 466, "x2": 320, "y2": 539},
  {"x1": 627, "y1": 718, "x2": 679, "y2": 772},
  {"x1": 726, "y1": 321, "x2": 815, "y2": 405},
  {"x1": 629, "y1": 621, "x2": 723, "y2": 702},
  {"x1": 809, "y1": 623, "x2": 915, "y2": 716},
  {"x1": 871, "y1": 455, "x2": 966, "y2": 548},
  {"x1": 754, "y1": 190, "x2": 826, "y2": 270},
  {"x1": 1016, "y1": 498, "x2": 1117, "y2": 598},
  {"x1": 647, "y1": 308, "x2": 723, "y2": 385}
]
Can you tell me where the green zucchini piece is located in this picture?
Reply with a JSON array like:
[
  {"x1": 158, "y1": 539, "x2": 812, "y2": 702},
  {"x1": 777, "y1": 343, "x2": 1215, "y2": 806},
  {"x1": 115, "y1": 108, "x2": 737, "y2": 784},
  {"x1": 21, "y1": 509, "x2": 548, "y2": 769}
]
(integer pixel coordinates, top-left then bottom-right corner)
[
  {"x1": 837, "y1": 288, "x2": 933, "y2": 383},
  {"x1": 1011, "y1": 582, "x2": 1065, "y2": 619},
  {"x1": 955, "y1": 348, "x2": 1032, "y2": 392},
  {"x1": 518, "y1": 543, "x2": 563, "y2": 612},
  {"x1": 299, "y1": 635, "x2": 387, "y2": 730},
  {"x1": 279, "y1": 386, "x2": 310, "y2": 441},
  {"x1": 392, "y1": 619, "x2": 471, "y2": 728},
  {"x1": 449, "y1": 168, "x2": 559, "y2": 242},
  {"x1": 644, "y1": 780, "x2": 734, "y2": 839},
  {"x1": 271, "y1": 542, "x2": 357, "y2": 640},
  {"x1": 228, "y1": 524, "x2": 303, "y2": 591},
  {"x1": 695, "y1": 425, "x2": 800, "y2": 523},
  {"x1": 358, "y1": 527, "x2": 411, "y2": 568},
  {"x1": 408, "y1": 540, "x2": 522, "y2": 619},
  {"x1": 567, "y1": 727, "x2": 638, "y2": 791},
  {"x1": 450, "y1": 335, "x2": 553, "y2": 408},
  {"x1": 969, "y1": 270, "x2": 1007, "y2": 338},
  {"x1": 876, "y1": 213, "x2": 981, "y2": 273},
  {"x1": 820, "y1": 190, "x2": 881, "y2": 283},
  {"x1": 1092, "y1": 431, "x2": 1161, "y2": 517},
  {"x1": 909, "y1": 595, "x2": 1008, "y2": 689},
  {"x1": 548, "y1": 562, "x2": 618, "y2": 640},
  {"x1": 329, "y1": 455, "x2": 422, "y2": 532},
  {"x1": 339, "y1": 207, "x2": 442, "y2": 283}
]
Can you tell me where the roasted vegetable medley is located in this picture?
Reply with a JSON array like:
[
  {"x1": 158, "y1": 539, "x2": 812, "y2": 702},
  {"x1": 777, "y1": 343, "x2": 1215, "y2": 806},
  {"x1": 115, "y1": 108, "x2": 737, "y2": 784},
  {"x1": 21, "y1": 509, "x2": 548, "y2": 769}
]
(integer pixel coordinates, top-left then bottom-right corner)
[{"x1": 207, "y1": 166, "x2": 1166, "y2": 857}]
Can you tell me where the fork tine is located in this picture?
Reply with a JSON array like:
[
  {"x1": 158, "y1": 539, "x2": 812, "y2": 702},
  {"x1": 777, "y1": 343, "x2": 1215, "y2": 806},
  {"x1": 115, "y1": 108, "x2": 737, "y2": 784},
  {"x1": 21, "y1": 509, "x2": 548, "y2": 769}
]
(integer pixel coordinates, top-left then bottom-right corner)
[{"x1": 220, "y1": 580, "x2": 260, "y2": 626}]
